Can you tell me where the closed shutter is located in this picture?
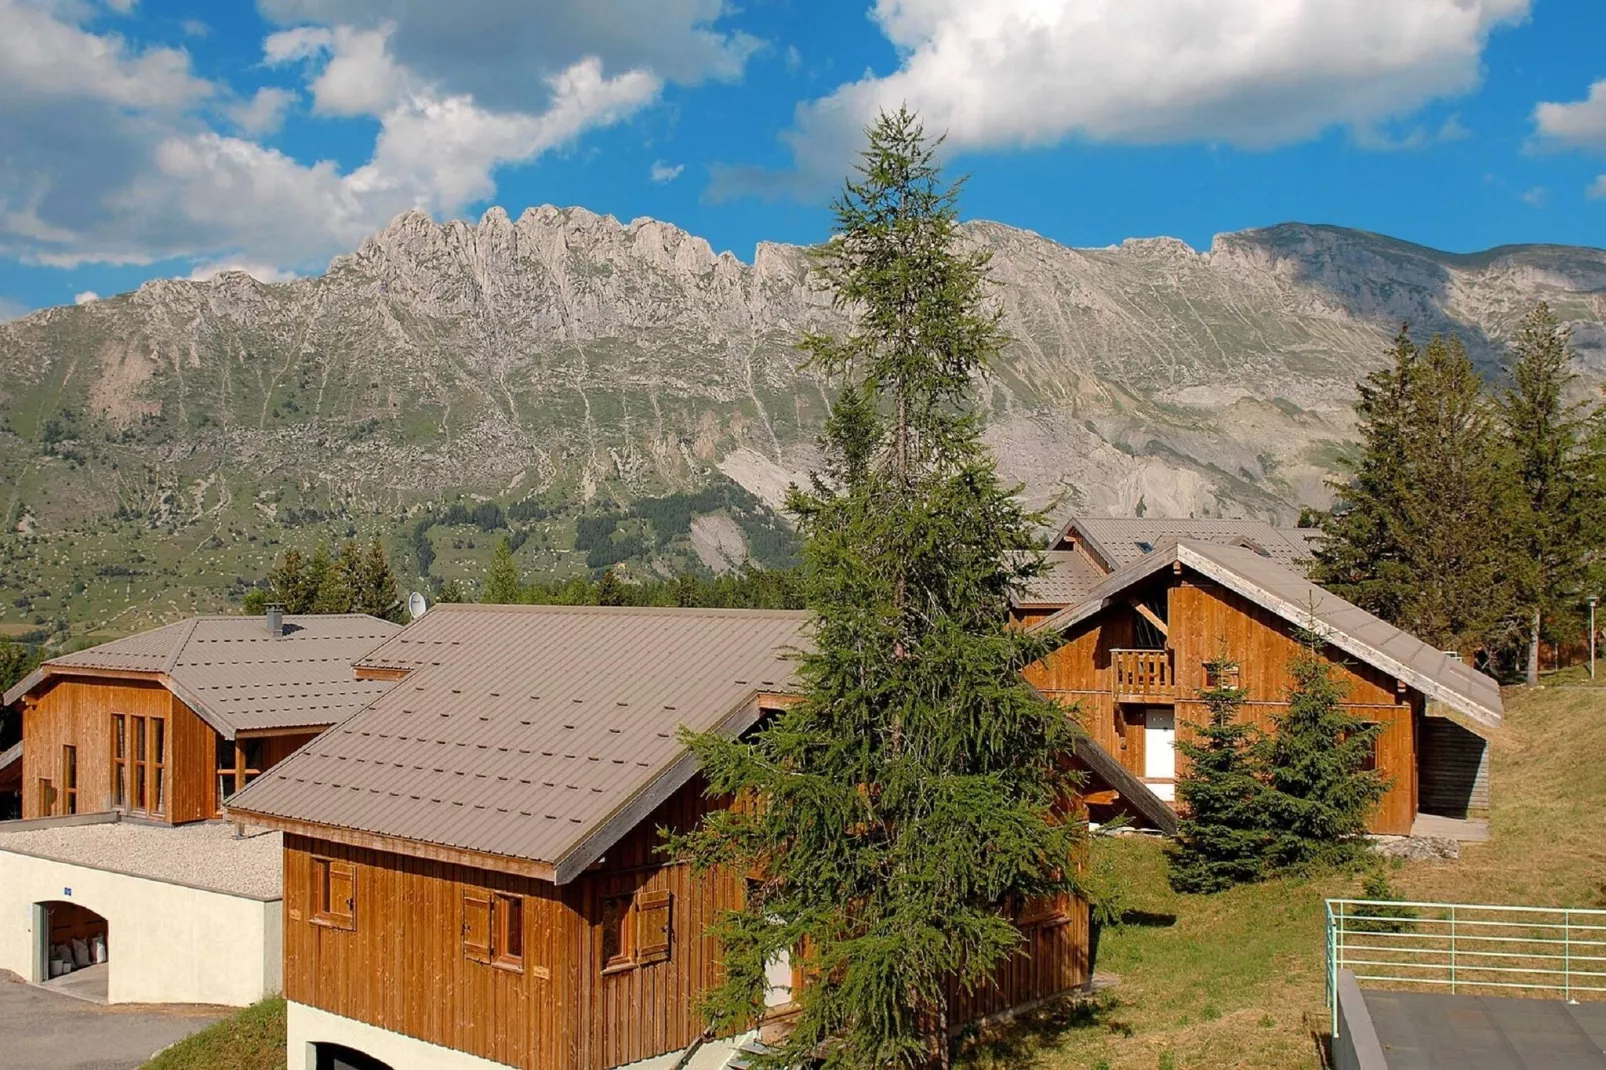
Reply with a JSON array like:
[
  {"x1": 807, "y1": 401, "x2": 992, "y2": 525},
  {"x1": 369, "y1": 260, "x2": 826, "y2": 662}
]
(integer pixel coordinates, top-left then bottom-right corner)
[
  {"x1": 328, "y1": 860, "x2": 357, "y2": 930},
  {"x1": 463, "y1": 892, "x2": 492, "y2": 964},
  {"x1": 636, "y1": 889, "x2": 672, "y2": 965}
]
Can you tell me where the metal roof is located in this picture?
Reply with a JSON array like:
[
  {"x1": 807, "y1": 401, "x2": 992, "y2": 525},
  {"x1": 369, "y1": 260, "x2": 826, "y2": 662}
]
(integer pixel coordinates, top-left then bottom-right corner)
[
  {"x1": 1055, "y1": 516, "x2": 1320, "y2": 574},
  {"x1": 1013, "y1": 551, "x2": 1106, "y2": 608},
  {"x1": 3, "y1": 614, "x2": 400, "y2": 737},
  {"x1": 228, "y1": 604, "x2": 810, "y2": 883},
  {"x1": 1032, "y1": 539, "x2": 1504, "y2": 731},
  {"x1": 229, "y1": 602, "x2": 1173, "y2": 883}
]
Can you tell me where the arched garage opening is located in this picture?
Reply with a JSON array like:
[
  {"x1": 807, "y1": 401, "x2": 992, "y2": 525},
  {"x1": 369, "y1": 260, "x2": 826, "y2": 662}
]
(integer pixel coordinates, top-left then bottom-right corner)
[
  {"x1": 35, "y1": 900, "x2": 109, "y2": 1002},
  {"x1": 313, "y1": 1043, "x2": 395, "y2": 1070}
]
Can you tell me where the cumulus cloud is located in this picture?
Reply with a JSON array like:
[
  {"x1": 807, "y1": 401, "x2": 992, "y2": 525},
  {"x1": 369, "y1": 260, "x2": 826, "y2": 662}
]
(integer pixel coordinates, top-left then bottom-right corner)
[
  {"x1": 187, "y1": 259, "x2": 298, "y2": 284},
  {"x1": 650, "y1": 160, "x2": 684, "y2": 183},
  {"x1": 715, "y1": 0, "x2": 1529, "y2": 199},
  {"x1": 224, "y1": 86, "x2": 297, "y2": 135},
  {"x1": 0, "y1": 3, "x2": 670, "y2": 272},
  {"x1": 73, "y1": 291, "x2": 99, "y2": 303},
  {"x1": 1534, "y1": 80, "x2": 1606, "y2": 152}
]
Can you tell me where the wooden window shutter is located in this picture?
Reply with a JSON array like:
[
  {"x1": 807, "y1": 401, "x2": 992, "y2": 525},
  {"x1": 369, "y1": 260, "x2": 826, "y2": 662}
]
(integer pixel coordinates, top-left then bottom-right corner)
[
  {"x1": 636, "y1": 889, "x2": 672, "y2": 965},
  {"x1": 462, "y1": 891, "x2": 493, "y2": 964},
  {"x1": 328, "y1": 861, "x2": 357, "y2": 930}
]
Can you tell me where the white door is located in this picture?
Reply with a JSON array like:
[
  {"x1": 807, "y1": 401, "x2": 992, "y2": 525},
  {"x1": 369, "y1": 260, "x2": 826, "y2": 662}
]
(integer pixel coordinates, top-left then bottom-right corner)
[
  {"x1": 1144, "y1": 709, "x2": 1176, "y2": 801},
  {"x1": 764, "y1": 948, "x2": 793, "y2": 1008}
]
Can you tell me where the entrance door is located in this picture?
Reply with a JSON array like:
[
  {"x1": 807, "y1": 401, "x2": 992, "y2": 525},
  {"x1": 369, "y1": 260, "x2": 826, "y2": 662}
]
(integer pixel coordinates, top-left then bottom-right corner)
[{"x1": 1143, "y1": 709, "x2": 1176, "y2": 801}]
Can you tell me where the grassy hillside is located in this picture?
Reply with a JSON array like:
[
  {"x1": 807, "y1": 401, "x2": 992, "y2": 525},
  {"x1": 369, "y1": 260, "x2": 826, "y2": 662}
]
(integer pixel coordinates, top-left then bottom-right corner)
[{"x1": 960, "y1": 673, "x2": 1606, "y2": 1070}]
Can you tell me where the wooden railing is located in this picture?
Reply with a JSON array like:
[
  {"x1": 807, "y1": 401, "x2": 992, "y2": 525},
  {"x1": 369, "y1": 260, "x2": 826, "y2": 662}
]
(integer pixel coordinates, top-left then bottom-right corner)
[{"x1": 1112, "y1": 649, "x2": 1175, "y2": 700}]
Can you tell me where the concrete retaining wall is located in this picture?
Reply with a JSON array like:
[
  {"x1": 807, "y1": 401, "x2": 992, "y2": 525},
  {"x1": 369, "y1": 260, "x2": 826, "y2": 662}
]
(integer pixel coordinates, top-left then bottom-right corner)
[
  {"x1": 0, "y1": 848, "x2": 281, "y2": 1006},
  {"x1": 1334, "y1": 970, "x2": 1389, "y2": 1070}
]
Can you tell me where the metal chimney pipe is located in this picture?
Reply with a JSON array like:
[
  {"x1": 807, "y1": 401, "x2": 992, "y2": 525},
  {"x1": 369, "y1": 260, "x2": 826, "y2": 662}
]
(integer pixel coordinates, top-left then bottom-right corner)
[{"x1": 266, "y1": 603, "x2": 284, "y2": 638}]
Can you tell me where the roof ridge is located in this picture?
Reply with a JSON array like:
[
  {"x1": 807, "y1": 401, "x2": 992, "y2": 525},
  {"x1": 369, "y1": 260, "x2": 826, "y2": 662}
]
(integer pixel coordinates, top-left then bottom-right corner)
[
  {"x1": 420, "y1": 603, "x2": 810, "y2": 618},
  {"x1": 163, "y1": 617, "x2": 203, "y2": 675}
]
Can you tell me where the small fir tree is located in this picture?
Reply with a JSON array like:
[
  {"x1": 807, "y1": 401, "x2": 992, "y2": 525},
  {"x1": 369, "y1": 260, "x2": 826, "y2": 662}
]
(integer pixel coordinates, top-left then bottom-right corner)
[
  {"x1": 352, "y1": 538, "x2": 403, "y2": 621},
  {"x1": 1168, "y1": 654, "x2": 1270, "y2": 893},
  {"x1": 482, "y1": 537, "x2": 525, "y2": 604},
  {"x1": 1259, "y1": 628, "x2": 1389, "y2": 872},
  {"x1": 671, "y1": 109, "x2": 1081, "y2": 1069}
]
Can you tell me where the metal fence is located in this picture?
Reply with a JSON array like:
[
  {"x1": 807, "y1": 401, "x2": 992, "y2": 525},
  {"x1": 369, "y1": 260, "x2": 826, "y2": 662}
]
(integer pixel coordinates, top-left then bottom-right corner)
[{"x1": 1325, "y1": 898, "x2": 1606, "y2": 1032}]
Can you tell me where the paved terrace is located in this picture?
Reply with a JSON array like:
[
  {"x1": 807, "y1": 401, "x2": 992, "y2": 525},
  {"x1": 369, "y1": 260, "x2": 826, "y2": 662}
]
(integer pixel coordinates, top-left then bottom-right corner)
[
  {"x1": 0, "y1": 819, "x2": 283, "y2": 900},
  {"x1": 1364, "y1": 990, "x2": 1606, "y2": 1069}
]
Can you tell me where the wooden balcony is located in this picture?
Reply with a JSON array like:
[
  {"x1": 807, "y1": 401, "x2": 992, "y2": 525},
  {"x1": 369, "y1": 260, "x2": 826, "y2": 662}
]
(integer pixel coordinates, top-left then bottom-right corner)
[{"x1": 1112, "y1": 648, "x2": 1175, "y2": 702}]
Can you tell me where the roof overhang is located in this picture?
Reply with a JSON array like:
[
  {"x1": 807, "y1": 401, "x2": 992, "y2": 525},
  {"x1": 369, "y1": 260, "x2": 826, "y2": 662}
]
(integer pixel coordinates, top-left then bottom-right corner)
[
  {"x1": 3, "y1": 664, "x2": 244, "y2": 739},
  {"x1": 0, "y1": 741, "x2": 22, "y2": 791},
  {"x1": 1032, "y1": 542, "x2": 1503, "y2": 732}
]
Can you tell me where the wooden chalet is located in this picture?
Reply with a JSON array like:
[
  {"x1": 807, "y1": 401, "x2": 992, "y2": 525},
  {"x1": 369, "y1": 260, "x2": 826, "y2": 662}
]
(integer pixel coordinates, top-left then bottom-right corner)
[
  {"x1": 1019, "y1": 535, "x2": 1503, "y2": 836},
  {"x1": 1, "y1": 610, "x2": 399, "y2": 823},
  {"x1": 227, "y1": 604, "x2": 1173, "y2": 1070}
]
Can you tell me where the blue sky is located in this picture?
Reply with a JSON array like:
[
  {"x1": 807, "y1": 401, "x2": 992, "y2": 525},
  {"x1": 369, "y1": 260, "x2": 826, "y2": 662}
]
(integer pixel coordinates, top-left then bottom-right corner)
[{"x1": 3, "y1": 0, "x2": 1606, "y2": 318}]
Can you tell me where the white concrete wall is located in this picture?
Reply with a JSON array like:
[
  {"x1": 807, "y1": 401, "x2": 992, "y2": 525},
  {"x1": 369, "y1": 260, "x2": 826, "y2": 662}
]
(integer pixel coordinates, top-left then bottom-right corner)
[
  {"x1": 0, "y1": 849, "x2": 281, "y2": 1006},
  {"x1": 287, "y1": 1002, "x2": 757, "y2": 1070}
]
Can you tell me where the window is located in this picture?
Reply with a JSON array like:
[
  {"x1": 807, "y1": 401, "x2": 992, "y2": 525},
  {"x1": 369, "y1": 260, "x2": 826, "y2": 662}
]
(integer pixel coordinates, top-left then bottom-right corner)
[
  {"x1": 311, "y1": 857, "x2": 357, "y2": 930},
  {"x1": 111, "y1": 716, "x2": 127, "y2": 808},
  {"x1": 216, "y1": 737, "x2": 266, "y2": 812},
  {"x1": 1204, "y1": 660, "x2": 1241, "y2": 690},
  {"x1": 1358, "y1": 723, "x2": 1380, "y2": 773},
  {"x1": 37, "y1": 778, "x2": 54, "y2": 816},
  {"x1": 113, "y1": 713, "x2": 167, "y2": 815},
  {"x1": 494, "y1": 893, "x2": 524, "y2": 971},
  {"x1": 601, "y1": 895, "x2": 633, "y2": 971},
  {"x1": 61, "y1": 746, "x2": 77, "y2": 815}
]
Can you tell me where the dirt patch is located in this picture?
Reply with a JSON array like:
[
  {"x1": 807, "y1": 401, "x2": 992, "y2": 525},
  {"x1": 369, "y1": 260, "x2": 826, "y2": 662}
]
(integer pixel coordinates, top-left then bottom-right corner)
[{"x1": 690, "y1": 514, "x2": 749, "y2": 574}]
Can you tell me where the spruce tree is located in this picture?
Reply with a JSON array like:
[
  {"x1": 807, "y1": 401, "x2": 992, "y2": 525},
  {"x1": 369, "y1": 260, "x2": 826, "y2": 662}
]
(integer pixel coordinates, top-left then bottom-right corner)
[
  {"x1": 1313, "y1": 327, "x2": 1419, "y2": 622},
  {"x1": 1502, "y1": 303, "x2": 1602, "y2": 684},
  {"x1": 1259, "y1": 630, "x2": 1389, "y2": 872},
  {"x1": 482, "y1": 537, "x2": 525, "y2": 604},
  {"x1": 1395, "y1": 335, "x2": 1520, "y2": 654},
  {"x1": 672, "y1": 109, "x2": 1080, "y2": 1069},
  {"x1": 1168, "y1": 655, "x2": 1269, "y2": 893},
  {"x1": 353, "y1": 538, "x2": 403, "y2": 621}
]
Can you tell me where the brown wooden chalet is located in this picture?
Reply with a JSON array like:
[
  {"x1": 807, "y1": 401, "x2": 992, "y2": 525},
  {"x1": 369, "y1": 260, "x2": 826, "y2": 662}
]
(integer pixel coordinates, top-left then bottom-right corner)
[
  {"x1": 1, "y1": 610, "x2": 399, "y2": 824},
  {"x1": 226, "y1": 603, "x2": 1173, "y2": 1070},
  {"x1": 1019, "y1": 534, "x2": 1503, "y2": 837}
]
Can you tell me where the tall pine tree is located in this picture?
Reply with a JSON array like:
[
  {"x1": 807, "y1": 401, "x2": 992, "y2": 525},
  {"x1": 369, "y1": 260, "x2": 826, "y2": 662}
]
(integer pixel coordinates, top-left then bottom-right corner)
[
  {"x1": 672, "y1": 109, "x2": 1081, "y2": 1069},
  {"x1": 1168, "y1": 655, "x2": 1269, "y2": 893},
  {"x1": 1502, "y1": 303, "x2": 1603, "y2": 684},
  {"x1": 1259, "y1": 629, "x2": 1389, "y2": 872},
  {"x1": 482, "y1": 537, "x2": 525, "y2": 604}
]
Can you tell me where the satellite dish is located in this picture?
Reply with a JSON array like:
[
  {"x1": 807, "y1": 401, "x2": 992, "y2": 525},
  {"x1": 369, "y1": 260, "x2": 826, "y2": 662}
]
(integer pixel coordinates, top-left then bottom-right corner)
[{"x1": 407, "y1": 591, "x2": 428, "y2": 621}]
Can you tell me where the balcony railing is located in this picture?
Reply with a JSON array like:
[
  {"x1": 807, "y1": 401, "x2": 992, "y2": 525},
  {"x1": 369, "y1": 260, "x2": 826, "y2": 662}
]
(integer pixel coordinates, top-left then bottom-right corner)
[{"x1": 1111, "y1": 648, "x2": 1174, "y2": 700}]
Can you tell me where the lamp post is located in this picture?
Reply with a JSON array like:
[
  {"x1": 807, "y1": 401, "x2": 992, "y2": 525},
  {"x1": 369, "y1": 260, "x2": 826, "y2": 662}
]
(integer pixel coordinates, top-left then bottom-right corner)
[{"x1": 1590, "y1": 595, "x2": 1599, "y2": 682}]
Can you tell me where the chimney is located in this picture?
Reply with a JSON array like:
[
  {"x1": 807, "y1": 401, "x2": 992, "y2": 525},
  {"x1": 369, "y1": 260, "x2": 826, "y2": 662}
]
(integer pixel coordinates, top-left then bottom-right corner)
[{"x1": 266, "y1": 603, "x2": 284, "y2": 638}]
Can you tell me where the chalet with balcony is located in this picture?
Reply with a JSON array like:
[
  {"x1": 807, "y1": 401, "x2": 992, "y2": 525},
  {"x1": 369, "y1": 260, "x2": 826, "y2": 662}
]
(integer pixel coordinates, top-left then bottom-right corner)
[
  {"x1": 227, "y1": 604, "x2": 1173, "y2": 1070},
  {"x1": 1022, "y1": 538, "x2": 1503, "y2": 836}
]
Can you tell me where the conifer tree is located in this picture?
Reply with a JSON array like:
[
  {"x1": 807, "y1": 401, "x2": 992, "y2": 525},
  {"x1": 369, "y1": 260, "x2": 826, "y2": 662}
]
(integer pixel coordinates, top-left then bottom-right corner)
[
  {"x1": 313, "y1": 541, "x2": 360, "y2": 614},
  {"x1": 1168, "y1": 654, "x2": 1269, "y2": 893},
  {"x1": 1259, "y1": 630, "x2": 1389, "y2": 872},
  {"x1": 672, "y1": 109, "x2": 1080, "y2": 1069},
  {"x1": 482, "y1": 537, "x2": 525, "y2": 604},
  {"x1": 1394, "y1": 336, "x2": 1520, "y2": 654},
  {"x1": 1502, "y1": 303, "x2": 1603, "y2": 684},
  {"x1": 1314, "y1": 327, "x2": 1420, "y2": 622},
  {"x1": 265, "y1": 548, "x2": 318, "y2": 613},
  {"x1": 352, "y1": 538, "x2": 403, "y2": 621}
]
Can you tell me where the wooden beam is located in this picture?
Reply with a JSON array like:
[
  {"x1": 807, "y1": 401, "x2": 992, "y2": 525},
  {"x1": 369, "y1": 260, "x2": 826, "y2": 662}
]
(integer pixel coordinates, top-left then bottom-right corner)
[
  {"x1": 225, "y1": 809, "x2": 559, "y2": 882},
  {"x1": 353, "y1": 666, "x2": 412, "y2": 682},
  {"x1": 1127, "y1": 599, "x2": 1169, "y2": 636}
]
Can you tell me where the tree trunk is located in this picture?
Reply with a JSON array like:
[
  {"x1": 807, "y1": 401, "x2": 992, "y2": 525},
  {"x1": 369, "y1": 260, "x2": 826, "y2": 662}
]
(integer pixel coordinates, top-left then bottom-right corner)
[{"x1": 1526, "y1": 608, "x2": 1541, "y2": 687}]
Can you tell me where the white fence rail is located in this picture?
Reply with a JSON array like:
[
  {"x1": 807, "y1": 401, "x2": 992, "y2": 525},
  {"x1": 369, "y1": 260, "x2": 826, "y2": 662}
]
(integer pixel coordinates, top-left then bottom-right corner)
[{"x1": 1325, "y1": 898, "x2": 1606, "y2": 1033}]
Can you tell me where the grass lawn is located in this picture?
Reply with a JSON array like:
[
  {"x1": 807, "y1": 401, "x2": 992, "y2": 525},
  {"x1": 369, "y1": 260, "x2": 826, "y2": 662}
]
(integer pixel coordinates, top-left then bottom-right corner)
[
  {"x1": 139, "y1": 681, "x2": 1603, "y2": 1070},
  {"x1": 959, "y1": 678, "x2": 1606, "y2": 1070},
  {"x1": 141, "y1": 996, "x2": 285, "y2": 1070}
]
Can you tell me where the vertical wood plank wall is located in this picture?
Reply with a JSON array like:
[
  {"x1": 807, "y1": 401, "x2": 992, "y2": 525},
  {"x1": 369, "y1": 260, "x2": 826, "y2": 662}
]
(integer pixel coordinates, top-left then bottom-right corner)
[
  {"x1": 947, "y1": 895, "x2": 1091, "y2": 1026},
  {"x1": 1023, "y1": 573, "x2": 1420, "y2": 835}
]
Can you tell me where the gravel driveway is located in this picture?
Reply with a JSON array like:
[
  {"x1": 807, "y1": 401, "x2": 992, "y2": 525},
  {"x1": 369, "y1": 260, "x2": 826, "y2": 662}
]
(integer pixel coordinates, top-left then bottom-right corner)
[{"x1": 0, "y1": 971, "x2": 226, "y2": 1070}]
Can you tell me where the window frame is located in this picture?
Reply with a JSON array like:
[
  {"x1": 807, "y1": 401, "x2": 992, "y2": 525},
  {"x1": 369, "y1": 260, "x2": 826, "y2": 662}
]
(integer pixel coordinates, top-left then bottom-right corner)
[
  {"x1": 61, "y1": 745, "x2": 77, "y2": 815},
  {"x1": 600, "y1": 894, "x2": 635, "y2": 973},
  {"x1": 215, "y1": 736, "x2": 266, "y2": 814},
  {"x1": 111, "y1": 715, "x2": 127, "y2": 809},
  {"x1": 492, "y1": 892, "x2": 525, "y2": 973},
  {"x1": 310, "y1": 856, "x2": 357, "y2": 931},
  {"x1": 113, "y1": 712, "x2": 166, "y2": 816}
]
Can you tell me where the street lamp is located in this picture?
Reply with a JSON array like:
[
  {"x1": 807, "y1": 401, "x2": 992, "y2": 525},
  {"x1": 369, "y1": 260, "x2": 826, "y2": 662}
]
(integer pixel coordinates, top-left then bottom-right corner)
[{"x1": 1590, "y1": 595, "x2": 1599, "y2": 682}]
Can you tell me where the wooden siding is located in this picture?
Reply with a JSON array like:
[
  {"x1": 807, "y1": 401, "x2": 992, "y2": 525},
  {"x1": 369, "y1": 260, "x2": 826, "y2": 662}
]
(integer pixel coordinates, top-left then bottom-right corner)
[
  {"x1": 1025, "y1": 573, "x2": 1421, "y2": 835},
  {"x1": 283, "y1": 777, "x2": 743, "y2": 1070},
  {"x1": 948, "y1": 895, "x2": 1090, "y2": 1026},
  {"x1": 1418, "y1": 716, "x2": 1490, "y2": 818}
]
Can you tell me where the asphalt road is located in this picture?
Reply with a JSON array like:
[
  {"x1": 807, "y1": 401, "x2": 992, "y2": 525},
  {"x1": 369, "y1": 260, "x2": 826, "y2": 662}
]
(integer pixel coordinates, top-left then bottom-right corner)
[{"x1": 0, "y1": 971, "x2": 226, "y2": 1070}]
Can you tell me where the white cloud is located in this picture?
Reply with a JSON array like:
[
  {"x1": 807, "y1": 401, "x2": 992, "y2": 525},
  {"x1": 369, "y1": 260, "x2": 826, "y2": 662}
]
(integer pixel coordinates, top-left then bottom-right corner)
[
  {"x1": 1520, "y1": 186, "x2": 1549, "y2": 208},
  {"x1": 1590, "y1": 176, "x2": 1606, "y2": 201},
  {"x1": 187, "y1": 259, "x2": 299, "y2": 284},
  {"x1": 103, "y1": 0, "x2": 136, "y2": 13},
  {"x1": 267, "y1": 24, "x2": 405, "y2": 117},
  {"x1": 650, "y1": 160, "x2": 684, "y2": 183},
  {"x1": 73, "y1": 291, "x2": 99, "y2": 304},
  {"x1": 716, "y1": 0, "x2": 1529, "y2": 198},
  {"x1": 0, "y1": 0, "x2": 211, "y2": 108},
  {"x1": 0, "y1": 296, "x2": 28, "y2": 322},
  {"x1": 181, "y1": 18, "x2": 207, "y2": 37},
  {"x1": 784, "y1": 45, "x2": 801, "y2": 74},
  {"x1": 1534, "y1": 80, "x2": 1606, "y2": 152},
  {"x1": 224, "y1": 86, "x2": 297, "y2": 136}
]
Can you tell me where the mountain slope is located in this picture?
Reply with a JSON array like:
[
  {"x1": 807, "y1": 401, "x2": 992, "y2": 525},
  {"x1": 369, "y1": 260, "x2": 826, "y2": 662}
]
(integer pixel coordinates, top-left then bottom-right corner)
[{"x1": 2, "y1": 208, "x2": 1605, "y2": 632}]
